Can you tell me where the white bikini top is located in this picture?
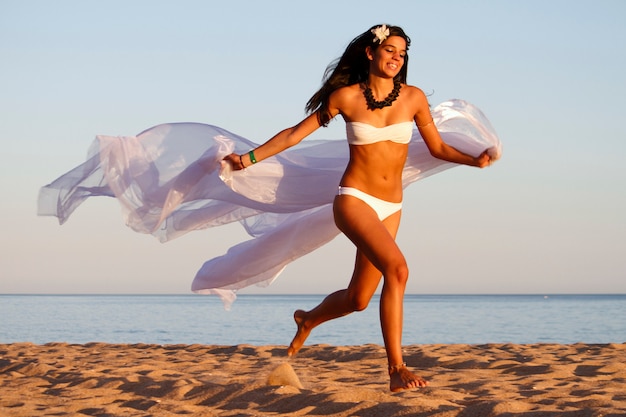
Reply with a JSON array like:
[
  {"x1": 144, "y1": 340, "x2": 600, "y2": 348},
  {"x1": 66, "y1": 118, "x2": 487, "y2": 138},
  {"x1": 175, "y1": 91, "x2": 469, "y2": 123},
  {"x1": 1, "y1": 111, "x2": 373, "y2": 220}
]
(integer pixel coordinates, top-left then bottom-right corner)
[{"x1": 346, "y1": 121, "x2": 414, "y2": 146}]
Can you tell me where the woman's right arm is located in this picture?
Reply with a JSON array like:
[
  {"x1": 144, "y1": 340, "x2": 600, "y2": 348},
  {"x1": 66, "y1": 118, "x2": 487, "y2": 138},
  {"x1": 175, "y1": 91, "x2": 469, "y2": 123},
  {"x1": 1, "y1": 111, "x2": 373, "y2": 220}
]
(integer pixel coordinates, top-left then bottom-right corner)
[
  {"x1": 223, "y1": 113, "x2": 321, "y2": 170},
  {"x1": 225, "y1": 94, "x2": 342, "y2": 170}
]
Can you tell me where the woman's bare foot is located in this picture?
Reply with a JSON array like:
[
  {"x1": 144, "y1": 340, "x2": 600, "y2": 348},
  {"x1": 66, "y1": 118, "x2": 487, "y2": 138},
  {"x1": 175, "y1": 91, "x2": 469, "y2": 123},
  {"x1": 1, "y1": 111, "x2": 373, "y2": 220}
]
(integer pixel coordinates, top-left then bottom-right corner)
[
  {"x1": 287, "y1": 310, "x2": 311, "y2": 356},
  {"x1": 389, "y1": 364, "x2": 429, "y2": 392}
]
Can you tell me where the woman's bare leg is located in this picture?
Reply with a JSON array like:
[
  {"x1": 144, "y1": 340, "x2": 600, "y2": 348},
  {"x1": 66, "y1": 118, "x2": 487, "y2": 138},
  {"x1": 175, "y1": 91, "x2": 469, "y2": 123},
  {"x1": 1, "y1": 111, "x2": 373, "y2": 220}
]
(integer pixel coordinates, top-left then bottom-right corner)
[
  {"x1": 288, "y1": 195, "x2": 428, "y2": 391},
  {"x1": 287, "y1": 251, "x2": 384, "y2": 356}
]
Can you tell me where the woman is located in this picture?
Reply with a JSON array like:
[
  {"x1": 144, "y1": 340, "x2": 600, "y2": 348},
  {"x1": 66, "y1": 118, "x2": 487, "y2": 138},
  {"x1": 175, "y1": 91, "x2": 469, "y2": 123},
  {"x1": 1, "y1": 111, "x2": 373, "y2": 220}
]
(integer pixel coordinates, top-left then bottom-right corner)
[
  {"x1": 223, "y1": 24, "x2": 493, "y2": 392},
  {"x1": 39, "y1": 23, "x2": 498, "y2": 393}
]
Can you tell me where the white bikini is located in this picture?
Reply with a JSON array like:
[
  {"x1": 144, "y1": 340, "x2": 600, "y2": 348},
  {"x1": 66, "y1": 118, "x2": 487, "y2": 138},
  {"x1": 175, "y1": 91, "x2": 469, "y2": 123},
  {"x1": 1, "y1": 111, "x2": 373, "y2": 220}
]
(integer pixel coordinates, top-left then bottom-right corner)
[
  {"x1": 338, "y1": 121, "x2": 413, "y2": 220},
  {"x1": 345, "y1": 121, "x2": 413, "y2": 146}
]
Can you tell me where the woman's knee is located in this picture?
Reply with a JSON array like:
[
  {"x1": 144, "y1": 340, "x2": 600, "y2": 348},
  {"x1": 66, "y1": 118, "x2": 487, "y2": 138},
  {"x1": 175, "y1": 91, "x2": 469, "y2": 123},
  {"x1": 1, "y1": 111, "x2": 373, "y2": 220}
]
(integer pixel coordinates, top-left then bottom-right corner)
[
  {"x1": 385, "y1": 261, "x2": 409, "y2": 287},
  {"x1": 346, "y1": 290, "x2": 372, "y2": 312}
]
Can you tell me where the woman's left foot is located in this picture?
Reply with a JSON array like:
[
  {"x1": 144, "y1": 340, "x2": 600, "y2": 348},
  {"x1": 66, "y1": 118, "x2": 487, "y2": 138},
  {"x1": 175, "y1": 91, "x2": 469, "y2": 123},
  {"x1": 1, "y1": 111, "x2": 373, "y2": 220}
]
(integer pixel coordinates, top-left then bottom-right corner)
[{"x1": 389, "y1": 364, "x2": 429, "y2": 392}]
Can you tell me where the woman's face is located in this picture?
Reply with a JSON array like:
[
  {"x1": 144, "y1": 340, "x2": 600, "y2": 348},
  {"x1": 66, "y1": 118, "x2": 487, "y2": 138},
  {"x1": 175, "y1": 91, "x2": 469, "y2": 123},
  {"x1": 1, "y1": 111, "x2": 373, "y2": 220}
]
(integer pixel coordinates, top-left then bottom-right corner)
[{"x1": 368, "y1": 36, "x2": 407, "y2": 78}]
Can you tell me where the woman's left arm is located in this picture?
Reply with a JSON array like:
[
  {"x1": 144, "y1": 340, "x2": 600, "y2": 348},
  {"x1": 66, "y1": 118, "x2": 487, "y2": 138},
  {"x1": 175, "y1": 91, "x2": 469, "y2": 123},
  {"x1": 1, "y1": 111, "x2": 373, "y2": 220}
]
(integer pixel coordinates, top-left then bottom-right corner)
[{"x1": 413, "y1": 89, "x2": 491, "y2": 168}]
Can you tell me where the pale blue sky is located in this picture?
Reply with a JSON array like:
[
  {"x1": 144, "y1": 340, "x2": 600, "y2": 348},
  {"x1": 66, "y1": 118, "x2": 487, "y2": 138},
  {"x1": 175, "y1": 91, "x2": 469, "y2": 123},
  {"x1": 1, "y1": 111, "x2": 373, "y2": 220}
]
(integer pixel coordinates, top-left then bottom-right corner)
[{"x1": 1, "y1": 0, "x2": 624, "y2": 295}]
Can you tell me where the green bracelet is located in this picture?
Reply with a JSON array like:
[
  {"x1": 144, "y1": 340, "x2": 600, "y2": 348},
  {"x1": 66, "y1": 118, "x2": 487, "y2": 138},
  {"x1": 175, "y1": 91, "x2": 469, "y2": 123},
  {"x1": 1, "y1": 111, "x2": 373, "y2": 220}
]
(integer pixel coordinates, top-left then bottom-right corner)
[{"x1": 248, "y1": 150, "x2": 257, "y2": 164}]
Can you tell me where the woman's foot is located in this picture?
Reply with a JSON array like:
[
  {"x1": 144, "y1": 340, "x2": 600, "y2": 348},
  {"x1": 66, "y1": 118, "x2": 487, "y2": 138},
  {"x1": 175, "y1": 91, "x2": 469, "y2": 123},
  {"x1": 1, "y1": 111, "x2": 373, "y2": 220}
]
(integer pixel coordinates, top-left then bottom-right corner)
[
  {"x1": 389, "y1": 363, "x2": 429, "y2": 392},
  {"x1": 287, "y1": 310, "x2": 311, "y2": 356}
]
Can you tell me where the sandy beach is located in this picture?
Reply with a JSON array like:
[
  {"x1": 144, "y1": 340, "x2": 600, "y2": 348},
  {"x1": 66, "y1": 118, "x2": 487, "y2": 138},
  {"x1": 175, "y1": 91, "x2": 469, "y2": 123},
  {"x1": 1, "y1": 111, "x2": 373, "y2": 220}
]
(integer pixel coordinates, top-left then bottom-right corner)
[{"x1": 1, "y1": 342, "x2": 625, "y2": 416}]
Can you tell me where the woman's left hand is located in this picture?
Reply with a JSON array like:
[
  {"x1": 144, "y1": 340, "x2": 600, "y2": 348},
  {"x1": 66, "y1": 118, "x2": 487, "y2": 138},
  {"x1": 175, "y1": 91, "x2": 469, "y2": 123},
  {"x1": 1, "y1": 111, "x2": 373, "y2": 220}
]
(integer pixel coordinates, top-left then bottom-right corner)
[{"x1": 475, "y1": 150, "x2": 492, "y2": 168}]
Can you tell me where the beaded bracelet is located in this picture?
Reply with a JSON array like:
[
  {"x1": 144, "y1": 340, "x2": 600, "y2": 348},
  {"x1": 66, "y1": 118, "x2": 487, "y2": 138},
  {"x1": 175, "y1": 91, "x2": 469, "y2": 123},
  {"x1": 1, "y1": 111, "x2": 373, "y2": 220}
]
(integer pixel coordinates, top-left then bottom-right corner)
[{"x1": 388, "y1": 362, "x2": 407, "y2": 374}]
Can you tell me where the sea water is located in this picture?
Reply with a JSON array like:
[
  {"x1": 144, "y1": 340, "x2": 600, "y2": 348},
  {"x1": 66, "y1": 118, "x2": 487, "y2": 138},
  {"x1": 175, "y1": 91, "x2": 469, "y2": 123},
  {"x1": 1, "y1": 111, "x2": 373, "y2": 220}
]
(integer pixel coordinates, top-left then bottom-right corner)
[{"x1": 1, "y1": 294, "x2": 625, "y2": 345}]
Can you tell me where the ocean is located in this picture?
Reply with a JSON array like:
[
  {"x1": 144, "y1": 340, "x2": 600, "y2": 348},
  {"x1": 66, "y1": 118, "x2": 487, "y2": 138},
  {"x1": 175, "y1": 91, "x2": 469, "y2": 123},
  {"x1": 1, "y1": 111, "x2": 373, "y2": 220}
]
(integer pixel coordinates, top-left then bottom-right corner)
[{"x1": 1, "y1": 294, "x2": 625, "y2": 346}]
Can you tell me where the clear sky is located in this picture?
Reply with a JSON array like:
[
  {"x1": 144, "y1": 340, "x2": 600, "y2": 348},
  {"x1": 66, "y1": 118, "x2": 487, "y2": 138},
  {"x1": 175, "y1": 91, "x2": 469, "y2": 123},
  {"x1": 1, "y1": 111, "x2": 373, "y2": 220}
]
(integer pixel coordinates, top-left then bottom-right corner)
[{"x1": 1, "y1": 0, "x2": 625, "y2": 296}]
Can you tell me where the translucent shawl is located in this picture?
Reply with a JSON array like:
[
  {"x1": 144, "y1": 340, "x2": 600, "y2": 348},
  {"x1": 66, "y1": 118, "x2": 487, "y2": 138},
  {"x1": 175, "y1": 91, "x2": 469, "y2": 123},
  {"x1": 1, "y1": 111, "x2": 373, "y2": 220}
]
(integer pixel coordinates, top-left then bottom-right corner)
[{"x1": 38, "y1": 99, "x2": 501, "y2": 308}]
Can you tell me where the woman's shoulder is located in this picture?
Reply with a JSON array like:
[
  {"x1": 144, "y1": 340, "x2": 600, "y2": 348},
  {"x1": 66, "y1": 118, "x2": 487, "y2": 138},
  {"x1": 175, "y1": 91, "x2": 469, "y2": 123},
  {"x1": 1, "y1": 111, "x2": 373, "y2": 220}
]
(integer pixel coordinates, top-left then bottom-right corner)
[
  {"x1": 401, "y1": 84, "x2": 430, "y2": 108},
  {"x1": 328, "y1": 84, "x2": 362, "y2": 107},
  {"x1": 402, "y1": 84, "x2": 427, "y2": 97},
  {"x1": 332, "y1": 83, "x2": 362, "y2": 98}
]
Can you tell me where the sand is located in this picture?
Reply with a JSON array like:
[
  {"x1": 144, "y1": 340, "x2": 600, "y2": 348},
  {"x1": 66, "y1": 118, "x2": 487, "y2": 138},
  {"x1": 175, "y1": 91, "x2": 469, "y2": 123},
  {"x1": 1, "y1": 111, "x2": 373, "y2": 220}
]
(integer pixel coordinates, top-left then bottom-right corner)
[{"x1": 1, "y1": 342, "x2": 625, "y2": 416}]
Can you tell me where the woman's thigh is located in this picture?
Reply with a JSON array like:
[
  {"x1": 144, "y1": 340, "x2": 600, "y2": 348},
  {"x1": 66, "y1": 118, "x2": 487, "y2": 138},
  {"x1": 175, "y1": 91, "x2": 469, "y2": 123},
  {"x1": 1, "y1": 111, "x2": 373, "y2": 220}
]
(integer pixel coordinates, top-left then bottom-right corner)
[{"x1": 334, "y1": 195, "x2": 404, "y2": 295}]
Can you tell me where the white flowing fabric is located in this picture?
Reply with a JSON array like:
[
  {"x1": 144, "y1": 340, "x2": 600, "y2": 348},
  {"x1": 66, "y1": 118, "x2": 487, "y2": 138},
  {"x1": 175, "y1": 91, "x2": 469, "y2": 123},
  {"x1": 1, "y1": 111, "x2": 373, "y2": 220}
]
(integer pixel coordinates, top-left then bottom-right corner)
[{"x1": 38, "y1": 99, "x2": 501, "y2": 308}]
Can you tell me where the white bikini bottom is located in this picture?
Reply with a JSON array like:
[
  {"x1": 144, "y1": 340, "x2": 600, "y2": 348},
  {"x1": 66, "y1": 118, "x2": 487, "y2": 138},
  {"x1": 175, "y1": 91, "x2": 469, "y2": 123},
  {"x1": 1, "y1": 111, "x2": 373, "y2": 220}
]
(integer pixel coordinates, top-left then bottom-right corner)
[{"x1": 337, "y1": 186, "x2": 402, "y2": 220}]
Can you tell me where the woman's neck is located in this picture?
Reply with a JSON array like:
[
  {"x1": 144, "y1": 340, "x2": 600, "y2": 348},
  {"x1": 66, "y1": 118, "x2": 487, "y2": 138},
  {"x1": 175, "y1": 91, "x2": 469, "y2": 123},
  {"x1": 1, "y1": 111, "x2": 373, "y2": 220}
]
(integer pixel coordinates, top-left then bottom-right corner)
[{"x1": 366, "y1": 76, "x2": 396, "y2": 99}]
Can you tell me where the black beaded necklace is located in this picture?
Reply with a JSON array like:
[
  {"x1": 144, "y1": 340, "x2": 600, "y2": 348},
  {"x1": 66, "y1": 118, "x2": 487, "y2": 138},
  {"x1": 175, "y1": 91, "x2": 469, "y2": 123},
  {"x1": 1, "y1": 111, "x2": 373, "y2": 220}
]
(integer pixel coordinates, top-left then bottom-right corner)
[{"x1": 363, "y1": 80, "x2": 402, "y2": 110}]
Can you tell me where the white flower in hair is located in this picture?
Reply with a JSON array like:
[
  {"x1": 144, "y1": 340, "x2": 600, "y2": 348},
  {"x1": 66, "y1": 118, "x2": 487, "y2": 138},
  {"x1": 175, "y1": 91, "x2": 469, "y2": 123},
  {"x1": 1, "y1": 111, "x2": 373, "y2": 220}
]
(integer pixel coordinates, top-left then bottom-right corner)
[{"x1": 371, "y1": 25, "x2": 390, "y2": 44}]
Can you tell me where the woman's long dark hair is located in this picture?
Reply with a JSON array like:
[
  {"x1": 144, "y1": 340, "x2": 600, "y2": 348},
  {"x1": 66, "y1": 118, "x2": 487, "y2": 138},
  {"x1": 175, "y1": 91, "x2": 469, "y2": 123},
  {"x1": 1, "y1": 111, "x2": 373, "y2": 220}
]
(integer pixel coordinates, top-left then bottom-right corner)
[{"x1": 306, "y1": 24, "x2": 411, "y2": 126}]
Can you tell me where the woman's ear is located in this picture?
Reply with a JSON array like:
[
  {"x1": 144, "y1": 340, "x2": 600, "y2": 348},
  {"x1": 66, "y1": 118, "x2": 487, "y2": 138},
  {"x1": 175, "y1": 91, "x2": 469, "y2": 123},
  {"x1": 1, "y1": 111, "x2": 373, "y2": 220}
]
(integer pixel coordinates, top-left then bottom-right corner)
[{"x1": 365, "y1": 46, "x2": 374, "y2": 61}]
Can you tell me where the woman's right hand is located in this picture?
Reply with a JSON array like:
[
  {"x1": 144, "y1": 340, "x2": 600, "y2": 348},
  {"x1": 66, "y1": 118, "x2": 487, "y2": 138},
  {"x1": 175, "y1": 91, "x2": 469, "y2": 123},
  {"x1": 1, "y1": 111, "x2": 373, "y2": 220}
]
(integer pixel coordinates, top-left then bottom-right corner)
[{"x1": 223, "y1": 153, "x2": 246, "y2": 171}]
